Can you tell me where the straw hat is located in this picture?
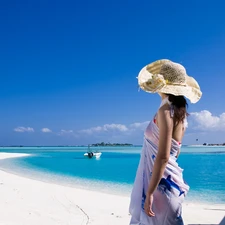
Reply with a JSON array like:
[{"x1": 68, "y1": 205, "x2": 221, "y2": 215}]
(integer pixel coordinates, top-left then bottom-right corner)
[{"x1": 137, "y1": 59, "x2": 202, "y2": 103}]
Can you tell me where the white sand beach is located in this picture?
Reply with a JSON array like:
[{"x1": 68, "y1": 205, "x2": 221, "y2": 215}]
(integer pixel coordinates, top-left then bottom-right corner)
[{"x1": 0, "y1": 152, "x2": 224, "y2": 225}]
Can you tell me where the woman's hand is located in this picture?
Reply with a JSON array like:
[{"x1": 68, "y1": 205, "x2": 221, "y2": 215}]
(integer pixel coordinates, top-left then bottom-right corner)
[{"x1": 144, "y1": 193, "x2": 155, "y2": 217}]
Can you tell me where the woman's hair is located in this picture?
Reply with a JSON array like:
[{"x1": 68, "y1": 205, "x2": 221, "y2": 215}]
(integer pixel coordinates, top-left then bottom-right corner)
[{"x1": 167, "y1": 94, "x2": 189, "y2": 126}]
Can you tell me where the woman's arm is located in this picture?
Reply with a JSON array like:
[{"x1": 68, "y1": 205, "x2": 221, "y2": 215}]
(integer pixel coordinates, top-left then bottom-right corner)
[
  {"x1": 144, "y1": 106, "x2": 173, "y2": 216},
  {"x1": 148, "y1": 106, "x2": 173, "y2": 194}
]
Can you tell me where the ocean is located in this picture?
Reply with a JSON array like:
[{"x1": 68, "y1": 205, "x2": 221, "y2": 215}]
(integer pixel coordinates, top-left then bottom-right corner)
[{"x1": 0, "y1": 146, "x2": 225, "y2": 204}]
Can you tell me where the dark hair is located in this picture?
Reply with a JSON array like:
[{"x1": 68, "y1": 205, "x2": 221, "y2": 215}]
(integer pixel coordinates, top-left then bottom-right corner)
[{"x1": 167, "y1": 94, "x2": 189, "y2": 126}]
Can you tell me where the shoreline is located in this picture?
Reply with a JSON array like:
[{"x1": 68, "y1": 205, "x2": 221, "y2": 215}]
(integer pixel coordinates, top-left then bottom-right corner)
[{"x1": 0, "y1": 153, "x2": 224, "y2": 225}]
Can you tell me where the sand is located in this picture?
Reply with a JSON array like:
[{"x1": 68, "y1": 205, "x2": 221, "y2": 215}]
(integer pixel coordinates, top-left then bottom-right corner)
[{"x1": 0, "y1": 152, "x2": 224, "y2": 225}]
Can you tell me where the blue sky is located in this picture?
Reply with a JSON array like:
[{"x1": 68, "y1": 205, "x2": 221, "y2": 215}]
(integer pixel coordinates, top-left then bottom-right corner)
[{"x1": 1, "y1": 0, "x2": 225, "y2": 146}]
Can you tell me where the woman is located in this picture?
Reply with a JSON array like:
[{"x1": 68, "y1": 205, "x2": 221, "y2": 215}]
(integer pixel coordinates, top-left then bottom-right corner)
[{"x1": 129, "y1": 59, "x2": 202, "y2": 225}]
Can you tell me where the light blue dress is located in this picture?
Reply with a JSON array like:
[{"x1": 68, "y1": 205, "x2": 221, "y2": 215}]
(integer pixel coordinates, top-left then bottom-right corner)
[{"x1": 129, "y1": 98, "x2": 189, "y2": 225}]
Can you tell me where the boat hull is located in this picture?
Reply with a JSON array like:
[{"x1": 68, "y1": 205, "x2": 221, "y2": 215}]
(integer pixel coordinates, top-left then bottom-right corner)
[{"x1": 84, "y1": 152, "x2": 102, "y2": 159}]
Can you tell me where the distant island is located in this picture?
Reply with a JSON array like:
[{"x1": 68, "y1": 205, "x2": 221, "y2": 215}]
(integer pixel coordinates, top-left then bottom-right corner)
[
  {"x1": 203, "y1": 143, "x2": 225, "y2": 146},
  {"x1": 90, "y1": 142, "x2": 133, "y2": 147}
]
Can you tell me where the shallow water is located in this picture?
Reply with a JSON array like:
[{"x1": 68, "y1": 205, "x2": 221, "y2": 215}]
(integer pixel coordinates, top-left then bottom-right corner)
[{"x1": 0, "y1": 146, "x2": 225, "y2": 203}]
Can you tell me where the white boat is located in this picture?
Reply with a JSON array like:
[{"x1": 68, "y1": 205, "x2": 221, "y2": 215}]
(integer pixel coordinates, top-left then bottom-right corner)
[{"x1": 84, "y1": 152, "x2": 102, "y2": 159}]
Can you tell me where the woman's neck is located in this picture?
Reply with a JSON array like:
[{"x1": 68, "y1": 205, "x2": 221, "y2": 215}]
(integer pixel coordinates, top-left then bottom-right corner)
[
  {"x1": 159, "y1": 95, "x2": 170, "y2": 108},
  {"x1": 160, "y1": 93, "x2": 168, "y2": 101}
]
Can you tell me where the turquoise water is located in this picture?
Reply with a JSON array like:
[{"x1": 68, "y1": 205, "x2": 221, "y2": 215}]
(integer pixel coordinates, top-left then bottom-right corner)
[{"x1": 0, "y1": 146, "x2": 225, "y2": 204}]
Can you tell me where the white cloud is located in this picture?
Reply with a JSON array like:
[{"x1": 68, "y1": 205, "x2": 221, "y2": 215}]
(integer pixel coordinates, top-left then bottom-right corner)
[
  {"x1": 58, "y1": 129, "x2": 74, "y2": 136},
  {"x1": 103, "y1": 124, "x2": 128, "y2": 131},
  {"x1": 190, "y1": 110, "x2": 225, "y2": 131},
  {"x1": 130, "y1": 121, "x2": 150, "y2": 130},
  {"x1": 14, "y1": 127, "x2": 34, "y2": 133},
  {"x1": 80, "y1": 123, "x2": 128, "y2": 135},
  {"x1": 78, "y1": 121, "x2": 150, "y2": 136},
  {"x1": 54, "y1": 111, "x2": 225, "y2": 145},
  {"x1": 41, "y1": 128, "x2": 52, "y2": 133}
]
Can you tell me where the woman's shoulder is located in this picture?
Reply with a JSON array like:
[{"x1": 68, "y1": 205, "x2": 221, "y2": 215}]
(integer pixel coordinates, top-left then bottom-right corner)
[
  {"x1": 158, "y1": 104, "x2": 172, "y2": 118},
  {"x1": 157, "y1": 104, "x2": 174, "y2": 126}
]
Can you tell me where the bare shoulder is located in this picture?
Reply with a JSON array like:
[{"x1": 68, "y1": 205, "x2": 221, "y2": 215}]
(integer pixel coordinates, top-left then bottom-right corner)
[
  {"x1": 158, "y1": 104, "x2": 173, "y2": 124},
  {"x1": 157, "y1": 104, "x2": 174, "y2": 150}
]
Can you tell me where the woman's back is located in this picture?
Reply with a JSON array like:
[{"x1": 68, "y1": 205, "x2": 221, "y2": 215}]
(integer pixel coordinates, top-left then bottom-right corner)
[
  {"x1": 129, "y1": 99, "x2": 189, "y2": 224},
  {"x1": 156, "y1": 102, "x2": 187, "y2": 145}
]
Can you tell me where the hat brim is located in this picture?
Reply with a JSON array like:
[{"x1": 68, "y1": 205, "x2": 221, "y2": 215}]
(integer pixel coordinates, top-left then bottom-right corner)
[
  {"x1": 140, "y1": 82, "x2": 202, "y2": 103},
  {"x1": 138, "y1": 60, "x2": 202, "y2": 103},
  {"x1": 158, "y1": 85, "x2": 201, "y2": 103}
]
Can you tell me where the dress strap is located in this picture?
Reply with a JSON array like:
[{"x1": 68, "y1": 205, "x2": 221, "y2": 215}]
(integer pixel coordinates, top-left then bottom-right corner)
[
  {"x1": 170, "y1": 104, "x2": 174, "y2": 118},
  {"x1": 159, "y1": 97, "x2": 174, "y2": 118},
  {"x1": 159, "y1": 97, "x2": 171, "y2": 108}
]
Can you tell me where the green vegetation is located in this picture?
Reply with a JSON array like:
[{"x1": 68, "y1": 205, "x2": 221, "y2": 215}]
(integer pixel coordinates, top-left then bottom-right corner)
[
  {"x1": 91, "y1": 142, "x2": 133, "y2": 147},
  {"x1": 203, "y1": 143, "x2": 225, "y2": 146}
]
